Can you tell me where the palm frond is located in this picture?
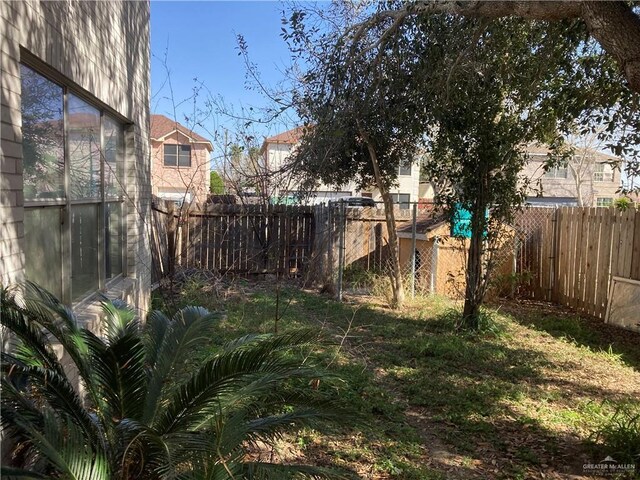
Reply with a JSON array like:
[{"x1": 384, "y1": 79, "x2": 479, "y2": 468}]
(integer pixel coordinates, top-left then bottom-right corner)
[
  {"x1": 100, "y1": 299, "x2": 139, "y2": 345},
  {"x1": 0, "y1": 466, "x2": 50, "y2": 479},
  {"x1": 1, "y1": 361, "x2": 100, "y2": 444},
  {"x1": 89, "y1": 332, "x2": 147, "y2": 422},
  {"x1": 10, "y1": 412, "x2": 110, "y2": 480},
  {"x1": 142, "y1": 306, "x2": 222, "y2": 425}
]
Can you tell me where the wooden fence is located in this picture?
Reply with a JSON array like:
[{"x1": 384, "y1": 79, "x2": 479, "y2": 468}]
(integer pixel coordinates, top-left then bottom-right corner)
[
  {"x1": 516, "y1": 207, "x2": 640, "y2": 319},
  {"x1": 151, "y1": 196, "x2": 411, "y2": 285},
  {"x1": 152, "y1": 199, "x2": 315, "y2": 277}
]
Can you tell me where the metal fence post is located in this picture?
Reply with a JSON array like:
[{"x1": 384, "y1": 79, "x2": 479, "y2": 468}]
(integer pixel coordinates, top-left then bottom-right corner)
[
  {"x1": 410, "y1": 202, "x2": 417, "y2": 299},
  {"x1": 337, "y1": 199, "x2": 346, "y2": 302}
]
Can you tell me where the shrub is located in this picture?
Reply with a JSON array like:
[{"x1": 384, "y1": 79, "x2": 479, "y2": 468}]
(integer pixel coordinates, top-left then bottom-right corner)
[{"x1": 1, "y1": 282, "x2": 344, "y2": 479}]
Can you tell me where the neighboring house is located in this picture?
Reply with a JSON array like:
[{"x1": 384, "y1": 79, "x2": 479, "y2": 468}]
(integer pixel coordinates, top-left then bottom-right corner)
[
  {"x1": 522, "y1": 143, "x2": 621, "y2": 207},
  {"x1": 1, "y1": 1, "x2": 151, "y2": 318},
  {"x1": 260, "y1": 127, "x2": 422, "y2": 208},
  {"x1": 150, "y1": 114, "x2": 213, "y2": 204}
]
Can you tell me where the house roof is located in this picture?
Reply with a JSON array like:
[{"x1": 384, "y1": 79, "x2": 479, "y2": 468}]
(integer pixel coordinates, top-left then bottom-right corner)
[
  {"x1": 150, "y1": 114, "x2": 213, "y2": 151},
  {"x1": 264, "y1": 126, "x2": 306, "y2": 145},
  {"x1": 260, "y1": 126, "x2": 310, "y2": 154}
]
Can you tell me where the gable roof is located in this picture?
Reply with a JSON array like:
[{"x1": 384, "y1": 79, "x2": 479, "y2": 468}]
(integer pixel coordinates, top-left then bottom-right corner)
[
  {"x1": 264, "y1": 126, "x2": 306, "y2": 145},
  {"x1": 150, "y1": 114, "x2": 213, "y2": 151}
]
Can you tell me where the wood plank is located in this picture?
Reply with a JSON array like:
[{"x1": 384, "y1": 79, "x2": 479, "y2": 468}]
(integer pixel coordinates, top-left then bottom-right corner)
[
  {"x1": 574, "y1": 208, "x2": 584, "y2": 312},
  {"x1": 632, "y1": 210, "x2": 640, "y2": 281}
]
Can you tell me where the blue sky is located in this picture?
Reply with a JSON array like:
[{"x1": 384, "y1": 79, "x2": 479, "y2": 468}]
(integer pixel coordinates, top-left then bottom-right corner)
[{"x1": 150, "y1": 1, "x2": 297, "y2": 146}]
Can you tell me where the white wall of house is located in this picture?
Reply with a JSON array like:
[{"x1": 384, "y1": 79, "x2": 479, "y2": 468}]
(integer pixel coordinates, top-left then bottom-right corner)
[
  {"x1": 0, "y1": 1, "x2": 151, "y2": 319},
  {"x1": 368, "y1": 163, "x2": 422, "y2": 206},
  {"x1": 265, "y1": 142, "x2": 360, "y2": 199},
  {"x1": 264, "y1": 141, "x2": 421, "y2": 205}
]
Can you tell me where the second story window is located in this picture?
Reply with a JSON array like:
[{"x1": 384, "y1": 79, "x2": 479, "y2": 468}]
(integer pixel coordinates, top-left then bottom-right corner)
[
  {"x1": 164, "y1": 144, "x2": 191, "y2": 167},
  {"x1": 594, "y1": 163, "x2": 613, "y2": 182},
  {"x1": 398, "y1": 162, "x2": 412, "y2": 176},
  {"x1": 544, "y1": 166, "x2": 568, "y2": 179}
]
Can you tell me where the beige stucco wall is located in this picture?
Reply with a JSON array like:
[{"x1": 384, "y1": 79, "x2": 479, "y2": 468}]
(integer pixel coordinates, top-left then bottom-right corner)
[
  {"x1": 1, "y1": 0, "x2": 151, "y2": 315},
  {"x1": 151, "y1": 133, "x2": 211, "y2": 204},
  {"x1": 521, "y1": 154, "x2": 620, "y2": 206}
]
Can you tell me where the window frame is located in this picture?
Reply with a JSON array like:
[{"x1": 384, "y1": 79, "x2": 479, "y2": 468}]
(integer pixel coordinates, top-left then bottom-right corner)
[
  {"x1": 21, "y1": 61, "x2": 127, "y2": 305},
  {"x1": 594, "y1": 163, "x2": 614, "y2": 183},
  {"x1": 544, "y1": 165, "x2": 568, "y2": 179},
  {"x1": 163, "y1": 143, "x2": 192, "y2": 167},
  {"x1": 398, "y1": 162, "x2": 412, "y2": 176},
  {"x1": 391, "y1": 193, "x2": 411, "y2": 209}
]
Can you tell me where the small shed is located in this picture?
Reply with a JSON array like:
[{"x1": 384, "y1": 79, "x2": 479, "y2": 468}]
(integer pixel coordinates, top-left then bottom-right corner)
[{"x1": 397, "y1": 215, "x2": 515, "y2": 298}]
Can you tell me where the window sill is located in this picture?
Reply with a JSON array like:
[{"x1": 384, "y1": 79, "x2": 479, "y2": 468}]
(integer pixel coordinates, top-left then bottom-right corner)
[{"x1": 73, "y1": 276, "x2": 139, "y2": 334}]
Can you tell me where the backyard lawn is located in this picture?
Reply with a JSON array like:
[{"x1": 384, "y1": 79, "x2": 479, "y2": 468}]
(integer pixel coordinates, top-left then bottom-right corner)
[{"x1": 154, "y1": 278, "x2": 640, "y2": 480}]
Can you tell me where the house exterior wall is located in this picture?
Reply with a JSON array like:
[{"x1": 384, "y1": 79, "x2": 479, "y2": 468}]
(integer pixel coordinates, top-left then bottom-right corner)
[
  {"x1": 1, "y1": 1, "x2": 151, "y2": 316},
  {"x1": 368, "y1": 163, "x2": 421, "y2": 204},
  {"x1": 521, "y1": 153, "x2": 620, "y2": 206},
  {"x1": 265, "y1": 142, "x2": 360, "y2": 200},
  {"x1": 264, "y1": 142, "x2": 421, "y2": 203},
  {"x1": 151, "y1": 132, "x2": 211, "y2": 204}
]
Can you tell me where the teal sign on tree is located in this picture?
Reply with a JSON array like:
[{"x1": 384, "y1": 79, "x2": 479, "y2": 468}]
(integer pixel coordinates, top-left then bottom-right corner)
[
  {"x1": 451, "y1": 204, "x2": 473, "y2": 238},
  {"x1": 450, "y1": 204, "x2": 489, "y2": 238}
]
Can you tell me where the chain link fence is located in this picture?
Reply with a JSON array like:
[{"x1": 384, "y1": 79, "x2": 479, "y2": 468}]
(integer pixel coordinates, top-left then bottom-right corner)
[{"x1": 323, "y1": 201, "x2": 521, "y2": 303}]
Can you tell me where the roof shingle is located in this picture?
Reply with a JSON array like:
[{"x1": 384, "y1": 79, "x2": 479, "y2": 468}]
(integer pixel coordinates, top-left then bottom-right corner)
[{"x1": 150, "y1": 114, "x2": 212, "y2": 148}]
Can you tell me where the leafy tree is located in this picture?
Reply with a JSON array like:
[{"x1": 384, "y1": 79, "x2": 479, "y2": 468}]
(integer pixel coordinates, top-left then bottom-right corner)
[
  {"x1": 417, "y1": 16, "x2": 595, "y2": 328},
  {"x1": 285, "y1": 4, "x2": 429, "y2": 308},
  {"x1": 1, "y1": 283, "x2": 343, "y2": 479},
  {"x1": 209, "y1": 170, "x2": 225, "y2": 194},
  {"x1": 356, "y1": 1, "x2": 640, "y2": 94},
  {"x1": 285, "y1": 1, "x2": 638, "y2": 326}
]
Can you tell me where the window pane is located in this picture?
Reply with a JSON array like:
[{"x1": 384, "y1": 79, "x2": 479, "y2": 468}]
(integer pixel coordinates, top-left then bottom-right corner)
[
  {"x1": 106, "y1": 202, "x2": 123, "y2": 278},
  {"x1": 20, "y1": 65, "x2": 65, "y2": 200},
  {"x1": 164, "y1": 144, "x2": 177, "y2": 166},
  {"x1": 178, "y1": 145, "x2": 191, "y2": 167},
  {"x1": 399, "y1": 162, "x2": 412, "y2": 176},
  {"x1": 71, "y1": 204, "x2": 99, "y2": 300},
  {"x1": 68, "y1": 95, "x2": 101, "y2": 200},
  {"x1": 24, "y1": 207, "x2": 63, "y2": 298},
  {"x1": 164, "y1": 144, "x2": 178, "y2": 155},
  {"x1": 104, "y1": 116, "x2": 124, "y2": 199}
]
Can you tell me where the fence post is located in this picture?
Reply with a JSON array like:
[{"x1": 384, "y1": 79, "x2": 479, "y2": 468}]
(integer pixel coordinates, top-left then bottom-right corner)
[
  {"x1": 410, "y1": 202, "x2": 417, "y2": 299},
  {"x1": 337, "y1": 199, "x2": 346, "y2": 302},
  {"x1": 167, "y1": 201, "x2": 177, "y2": 276}
]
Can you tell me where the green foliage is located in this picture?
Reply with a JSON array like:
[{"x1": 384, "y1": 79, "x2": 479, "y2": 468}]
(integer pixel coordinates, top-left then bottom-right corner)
[
  {"x1": 589, "y1": 401, "x2": 640, "y2": 464},
  {"x1": 614, "y1": 196, "x2": 633, "y2": 211},
  {"x1": 210, "y1": 170, "x2": 225, "y2": 194},
  {"x1": 1, "y1": 282, "x2": 345, "y2": 479}
]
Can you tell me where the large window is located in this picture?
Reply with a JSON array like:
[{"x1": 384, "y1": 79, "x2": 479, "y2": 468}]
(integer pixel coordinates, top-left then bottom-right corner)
[
  {"x1": 21, "y1": 64, "x2": 125, "y2": 303},
  {"x1": 164, "y1": 144, "x2": 191, "y2": 167},
  {"x1": 596, "y1": 197, "x2": 613, "y2": 207},
  {"x1": 594, "y1": 163, "x2": 614, "y2": 182}
]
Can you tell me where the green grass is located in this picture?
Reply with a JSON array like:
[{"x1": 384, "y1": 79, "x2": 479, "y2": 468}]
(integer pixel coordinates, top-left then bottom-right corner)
[{"x1": 153, "y1": 281, "x2": 640, "y2": 479}]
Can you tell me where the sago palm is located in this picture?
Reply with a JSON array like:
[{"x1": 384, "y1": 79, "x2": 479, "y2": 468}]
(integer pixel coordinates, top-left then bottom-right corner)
[{"x1": 1, "y1": 282, "x2": 345, "y2": 479}]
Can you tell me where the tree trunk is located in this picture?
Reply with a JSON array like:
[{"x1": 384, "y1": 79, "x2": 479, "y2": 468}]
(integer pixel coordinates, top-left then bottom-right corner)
[
  {"x1": 360, "y1": 129, "x2": 405, "y2": 308},
  {"x1": 460, "y1": 165, "x2": 490, "y2": 330},
  {"x1": 462, "y1": 219, "x2": 483, "y2": 330}
]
